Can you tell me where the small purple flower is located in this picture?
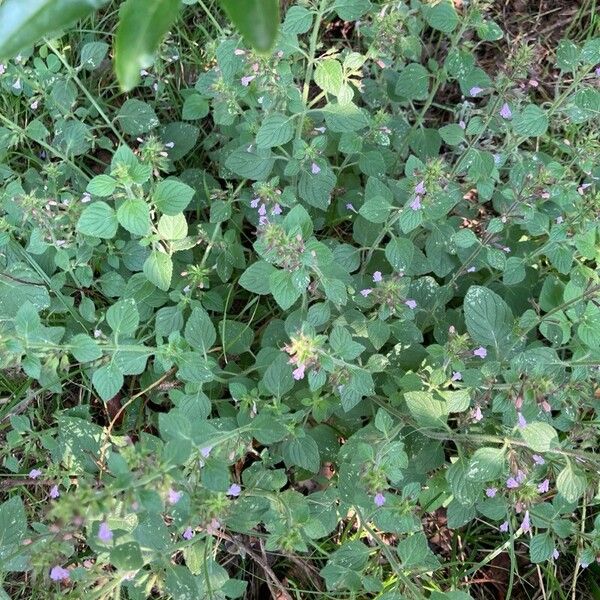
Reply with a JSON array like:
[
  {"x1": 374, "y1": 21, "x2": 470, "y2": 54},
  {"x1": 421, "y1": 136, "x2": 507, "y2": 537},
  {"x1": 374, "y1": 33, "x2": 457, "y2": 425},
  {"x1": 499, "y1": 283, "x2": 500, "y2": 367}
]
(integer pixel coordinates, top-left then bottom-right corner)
[
  {"x1": 168, "y1": 489, "x2": 182, "y2": 505},
  {"x1": 499, "y1": 521, "x2": 509, "y2": 532},
  {"x1": 516, "y1": 470, "x2": 526, "y2": 484},
  {"x1": 469, "y1": 86, "x2": 483, "y2": 97},
  {"x1": 182, "y1": 526, "x2": 194, "y2": 540},
  {"x1": 414, "y1": 180, "x2": 426, "y2": 195},
  {"x1": 292, "y1": 364, "x2": 306, "y2": 380},
  {"x1": 50, "y1": 485, "x2": 60, "y2": 499},
  {"x1": 241, "y1": 75, "x2": 255, "y2": 87},
  {"x1": 360, "y1": 288, "x2": 372, "y2": 297},
  {"x1": 50, "y1": 566, "x2": 70, "y2": 581},
  {"x1": 29, "y1": 469, "x2": 42, "y2": 480},
  {"x1": 581, "y1": 560, "x2": 589, "y2": 569},
  {"x1": 373, "y1": 271, "x2": 383, "y2": 283},
  {"x1": 486, "y1": 487, "x2": 497, "y2": 498},
  {"x1": 346, "y1": 203, "x2": 355, "y2": 211},
  {"x1": 517, "y1": 412, "x2": 527, "y2": 428},
  {"x1": 451, "y1": 371, "x2": 462, "y2": 381},
  {"x1": 552, "y1": 548, "x2": 559, "y2": 560},
  {"x1": 258, "y1": 204, "x2": 267, "y2": 216},
  {"x1": 521, "y1": 510, "x2": 531, "y2": 533},
  {"x1": 499, "y1": 103, "x2": 512, "y2": 119},
  {"x1": 405, "y1": 299, "x2": 417, "y2": 310},
  {"x1": 227, "y1": 483, "x2": 242, "y2": 497},
  {"x1": 200, "y1": 447, "x2": 212, "y2": 458},
  {"x1": 311, "y1": 162, "x2": 321, "y2": 175},
  {"x1": 595, "y1": 66, "x2": 600, "y2": 77},
  {"x1": 472, "y1": 406, "x2": 483, "y2": 421},
  {"x1": 473, "y1": 346, "x2": 487, "y2": 359},
  {"x1": 272, "y1": 203, "x2": 282, "y2": 215},
  {"x1": 98, "y1": 522, "x2": 113, "y2": 543},
  {"x1": 467, "y1": 266, "x2": 476, "y2": 273},
  {"x1": 409, "y1": 196, "x2": 422, "y2": 211},
  {"x1": 556, "y1": 216, "x2": 564, "y2": 224},
  {"x1": 374, "y1": 492, "x2": 386, "y2": 507},
  {"x1": 532, "y1": 454, "x2": 545, "y2": 466},
  {"x1": 538, "y1": 479, "x2": 549, "y2": 494},
  {"x1": 506, "y1": 477, "x2": 519, "y2": 489},
  {"x1": 493, "y1": 153, "x2": 502, "y2": 165},
  {"x1": 250, "y1": 197, "x2": 260, "y2": 208}
]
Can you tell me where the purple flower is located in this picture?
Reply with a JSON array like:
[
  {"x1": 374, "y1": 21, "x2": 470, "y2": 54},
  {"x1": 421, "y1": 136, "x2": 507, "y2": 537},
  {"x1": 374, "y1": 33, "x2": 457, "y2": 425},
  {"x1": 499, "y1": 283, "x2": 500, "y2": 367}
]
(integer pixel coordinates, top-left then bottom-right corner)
[
  {"x1": 581, "y1": 560, "x2": 589, "y2": 569},
  {"x1": 467, "y1": 266, "x2": 476, "y2": 273},
  {"x1": 473, "y1": 346, "x2": 487, "y2": 358},
  {"x1": 200, "y1": 447, "x2": 212, "y2": 458},
  {"x1": 258, "y1": 204, "x2": 267, "y2": 216},
  {"x1": 292, "y1": 364, "x2": 306, "y2": 380},
  {"x1": 29, "y1": 469, "x2": 42, "y2": 480},
  {"x1": 506, "y1": 477, "x2": 519, "y2": 489},
  {"x1": 98, "y1": 522, "x2": 113, "y2": 543},
  {"x1": 405, "y1": 299, "x2": 417, "y2": 310},
  {"x1": 272, "y1": 203, "x2": 282, "y2": 215},
  {"x1": 168, "y1": 489, "x2": 182, "y2": 505},
  {"x1": 521, "y1": 510, "x2": 531, "y2": 533},
  {"x1": 374, "y1": 492, "x2": 386, "y2": 507},
  {"x1": 552, "y1": 548, "x2": 559, "y2": 560},
  {"x1": 346, "y1": 203, "x2": 355, "y2": 211},
  {"x1": 499, "y1": 103, "x2": 512, "y2": 119},
  {"x1": 486, "y1": 487, "x2": 497, "y2": 498},
  {"x1": 517, "y1": 412, "x2": 527, "y2": 428},
  {"x1": 538, "y1": 478, "x2": 549, "y2": 494},
  {"x1": 311, "y1": 162, "x2": 321, "y2": 175},
  {"x1": 414, "y1": 180, "x2": 426, "y2": 195},
  {"x1": 556, "y1": 216, "x2": 564, "y2": 224},
  {"x1": 516, "y1": 470, "x2": 526, "y2": 484},
  {"x1": 451, "y1": 371, "x2": 462, "y2": 381},
  {"x1": 241, "y1": 75, "x2": 255, "y2": 87},
  {"x1": 499, "y1": 521, "x2": 509, "y2": 532},
  {"x1": 469, "y1": 86, "x2": 483, "y2": 97},
  {"x1": 532, "y1": 454, "x2": 545, "y2": 466},
  {"x1": 50, "y1": 485, "x2": 60, "y2": 499},
  {"x1": 472, "y1": 406, "x2": 483, "y2": 421},
  {"x1": 459, "y1": 120, "x2": 466, "y2": 129},
  {"x1": 250, "y1": 197, "x2": 260, "y2": 208},
  {"x1": 227, "y1": 483, "x2": 242, "y2": 497},
  {"x1": 596, "y1": 66, "x2": 600, "y2": 77},
  {"x1": 182, "y1": 526, "x2": 194, "y2": 540},
  {"x1": 360, "y1": 288, "x2": 372, "y2": 297},
  {"x1": 50, "y1": 566, "x2": 70, "y2": 581},
  {"x1": 373, "y1": 271, "x2": 383, "y2": 283},
  {"x1": 409, "y1": 196, "x2": 422, "y2": 211}
]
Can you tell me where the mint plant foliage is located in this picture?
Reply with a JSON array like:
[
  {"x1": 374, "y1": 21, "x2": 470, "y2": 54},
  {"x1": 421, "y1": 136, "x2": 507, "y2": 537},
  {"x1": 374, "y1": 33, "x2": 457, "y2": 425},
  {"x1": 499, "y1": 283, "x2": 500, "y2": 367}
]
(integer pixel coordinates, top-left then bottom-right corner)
[{"x1": 1, "y1": 0, "x2": 600, "y2": 598}]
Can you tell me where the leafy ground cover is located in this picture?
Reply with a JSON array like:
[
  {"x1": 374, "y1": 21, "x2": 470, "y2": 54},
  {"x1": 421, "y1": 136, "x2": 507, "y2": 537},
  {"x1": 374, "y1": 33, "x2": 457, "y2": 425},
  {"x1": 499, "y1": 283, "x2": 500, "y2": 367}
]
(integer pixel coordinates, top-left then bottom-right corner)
[{"x1": 1, "y1": 0, "x2": 600, "y2": 598}]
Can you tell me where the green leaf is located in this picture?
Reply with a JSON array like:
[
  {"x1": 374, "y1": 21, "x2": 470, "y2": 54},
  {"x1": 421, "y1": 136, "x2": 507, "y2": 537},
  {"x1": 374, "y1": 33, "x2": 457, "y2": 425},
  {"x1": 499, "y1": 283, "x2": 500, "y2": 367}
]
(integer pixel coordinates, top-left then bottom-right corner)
[
  {"x1": 512, "y1": 105, "x2": 549, "y2": 137},
  {"x1": 395, "y1": 63, "x2": 430, "y2": 101},
  {"x1": 143, "y1": 250, "x2": 173, "y2": 291},
  {"x1": 464, "y1": 285, "x2": 513, "y2": 351},
  {"x1": 262, "y1": 353, "x2": 294, "y2": 397},
  {"x1": 239, "y1": 261, "x2": 277, "y2": 295},
  {"x1": 0, "y1": 496, "x2": 27, "y2": 571},
  {"x1": 577, "y1": 303, "x2": 600, "y2": 349},
  {"x1": 153, "y1": 178, "x2": 195, "y2": 215},
  {"x1": 269, "y1": 269, "x2": 301, "y2": 310},
  {"x1": 77, "y1": 201, "x2": 118, "y2": 239},
  {"x1": 529, "y1": 533, "x2": 554, "y2": 563},
  {"x1": 521, "y1": 422, "x2": 559, "y2": 452},
  {"x1": 219, "y1": 0, "x2": 279, "y2": 53},
  {"x1": 117, "y1": 199, "x2": 150, "y2": 236},
  {"x1": 110, "y1": 542, "x2": 144, "y2": 570},
  {"x1": 114, "y1": 0, "x2": 182, "y2": 92},
  {"x1": 282, "y1": 435, "x2": 320, "y2": 472},
  {"x1": 404, "y1": 391, "x2": 447, "y2": 428},
  {"x1": 87, "y1": 174, "x2": 117, "y2": 197},
  {"x1": 422, "y1": 0, "x2": 458, "y2": 33},
  {"x1": 256, "y1": 113, "x2": 294, "y2": 149},
  {"x1": 315, "y1": 59, "x2": 344, "y2": 95},
  {"x1": 80, "y1": 41, "x2": 109, "y2": 69},
  {"x1": 322, "y1": 102, "x2": 369, "y2": 132},
  {"x1": 184, "y1": 307, "x2": 216, "y2": 353},
  {"x1": 69, "y1": 334, "x2": 103, "y2": 363},
  {"x1": 0, "y1": 0, "x2": 108, "y2": 60},
  {"x1": 117, "y1": 99, "x2": 160, "y2": 135},
  {"x1": 182, "y1": 94, "x2": 209, "y2": 120},
  {"x1": 157, "y1": 213, "x2": 188, "y2": 240},
  {"x1": 282, "y1": 6, "x2": 312, "y2": 34},
  {"x1": 225, "y1": 146, "x2": 275, "y2": 180},
  {"x1": 556, "y1": 464, "x2": 587, "y2": 503},
  {"x1": 93, "y1": 363, "x2": 124, "y2": 401},
  {"x1": 467, "y1": 447, "x2": 505, "y2": 481},
  {"x1": 106, "y1": 298, "x2": 139, "y2": 335}
]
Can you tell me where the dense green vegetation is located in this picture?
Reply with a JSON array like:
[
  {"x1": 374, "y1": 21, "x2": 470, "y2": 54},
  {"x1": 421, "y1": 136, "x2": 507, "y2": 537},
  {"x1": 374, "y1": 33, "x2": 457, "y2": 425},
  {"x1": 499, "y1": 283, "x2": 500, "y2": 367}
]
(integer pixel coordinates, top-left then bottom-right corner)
[{"x1": 1, "y1": 0, "x2": 600, "y2": 598}]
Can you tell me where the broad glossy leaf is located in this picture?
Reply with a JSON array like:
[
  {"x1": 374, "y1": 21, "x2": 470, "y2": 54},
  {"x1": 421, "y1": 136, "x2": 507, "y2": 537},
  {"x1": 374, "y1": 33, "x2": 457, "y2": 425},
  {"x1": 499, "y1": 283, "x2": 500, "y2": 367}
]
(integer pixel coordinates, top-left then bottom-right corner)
[
  {"x1": 0, "y1": 0, "x2": 107, "y2": 59},
  {"x1": 114, "y1": 0, "x2": 182, "y2": 92},
  {"x1": 219, "y1": 0, "x2": 279, "y2": 53}
]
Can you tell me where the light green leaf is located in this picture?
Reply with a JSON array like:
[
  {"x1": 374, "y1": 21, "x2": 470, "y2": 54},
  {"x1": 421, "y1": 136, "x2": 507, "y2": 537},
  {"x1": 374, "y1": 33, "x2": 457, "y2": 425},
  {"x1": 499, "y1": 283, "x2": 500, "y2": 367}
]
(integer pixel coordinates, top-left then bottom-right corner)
[
  {"x1": 153, "y1": 178, "x2": 195, "y2": 215},
  {"x1": 395, "y1": 63, "x2": 430, "y2": 101},
  {"x1": 467, "y1": 447, "x2": 505, "y2": 481},
  {"x1": 0, "y1": 0, "x2": 107, "y2": 60},
  {"x1": 157, "y1": 213, "x2": 188, "y2": 240},
  {"x1": 219, "y1": 0, "x2": 279, "y2": 53},
  {"x1": 404, "y1": 391, "x2": 447, "y2": 428},
  {"x1": 77, "y1": 201, "x2": 118, "y2": 239},
  {"x1": 282, "y1": 6, "x2": 312, "y2": 34},
  {"x1": 239, "y1": 261, "x2": 277, "y2": 295},
  {"x1": 182, "y1": 94, "x2": 209, "y2": 120},
  {"x1": 512, "y1": 105, "x2": 549, "y2": 137},
  {"x1": 117, "y1": 199, "x2": 150, "y2": 236},
  {"x1": 464, "y1": 285, "x2": 513, "y2": 350},
  {"x1": 70, "y1": 334, "x2": 103, "y2": 362},
  {"x1": 114, "y1": 0, "x2": 182, "y2": 92},
  {"x1": 92, "y1": 363, "x2": 124, "y2": 401},
  {"x1": 184, "y1": 307, "x2": 216, "y2": 354},
  {"x1": 225, "y1": 146, "x2": 275, "y2": 180},
  {"x1": 87, "y1": 174, "x2": 117, "y2": 197},
  {"x1": 422, "y1": 1, "x2": 458, "y2": 33},
  {"x1": 282, "y1": 436, "x2": 320, "y2": 472},
  {"x1": 521, "y1": 422, "x2": 559, "y2": 452},
  {"x1": 269, "y1": 269, "x2": 302, "y2": 310},
  {"x1": 556, "y1": 464, "x2": 587, "y2": 503},
  {"x1": 315, "y1": 59, "x2": 344, "y2": 95},
  {"x1": 256, "y1": 113, "x2": 294, "y2": 149},
  {"x1": 106, "y1": 298, "x2": 139, "y2": 335},
  {"x1": 117, "y1": 99, "x2": 160, "y2": 135},
  {"x1": 529, "y1": 533, "x2": 554, "y2": 563},
  {"x1": 143, "y1": 250, "x2": 173, "y2": 291}
]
